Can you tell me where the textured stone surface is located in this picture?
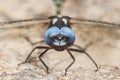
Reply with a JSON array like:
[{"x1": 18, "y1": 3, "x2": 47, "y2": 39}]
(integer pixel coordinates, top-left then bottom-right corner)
[{"x1": 0, "y1": 65, "x2": 120, "y2": 80}]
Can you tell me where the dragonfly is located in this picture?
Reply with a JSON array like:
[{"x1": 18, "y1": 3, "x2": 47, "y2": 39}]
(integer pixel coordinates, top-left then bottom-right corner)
[{"x1": 0, "y1": 0, "x2": 120, "y2": 76}]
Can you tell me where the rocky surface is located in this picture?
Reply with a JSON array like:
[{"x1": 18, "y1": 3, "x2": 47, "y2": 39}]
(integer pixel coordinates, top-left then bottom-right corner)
[{"x1": 0, "y1": 65, "x2": 120, "y2": 80}]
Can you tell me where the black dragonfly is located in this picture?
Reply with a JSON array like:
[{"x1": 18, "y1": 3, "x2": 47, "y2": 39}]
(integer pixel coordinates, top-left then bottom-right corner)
[{"x1": 0, "y1": 0, "x2": 120, "y2": 76}]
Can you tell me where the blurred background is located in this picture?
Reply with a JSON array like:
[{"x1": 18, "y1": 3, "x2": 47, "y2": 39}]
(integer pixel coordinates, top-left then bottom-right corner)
[
  {"x1": 0, "y1": 0, "x2": 120, "y2": 22},
  {"x1": 0, "y1": 0, "x2": 120, "y2": 76}
]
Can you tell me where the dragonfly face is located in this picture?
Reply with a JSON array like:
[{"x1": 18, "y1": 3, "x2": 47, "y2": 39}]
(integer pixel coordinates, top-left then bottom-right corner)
[{"x1": 45, "y1": 16, "x2": 75, "y2": 51}]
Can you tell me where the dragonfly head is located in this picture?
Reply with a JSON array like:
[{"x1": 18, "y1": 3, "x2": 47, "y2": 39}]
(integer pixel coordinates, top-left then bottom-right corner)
[
  {"x1": 51, "y1": 34, "x2": 69, "y2": 51},
  {"x1": 45, "y1": 16, "x2": 75, "y2": 51}
]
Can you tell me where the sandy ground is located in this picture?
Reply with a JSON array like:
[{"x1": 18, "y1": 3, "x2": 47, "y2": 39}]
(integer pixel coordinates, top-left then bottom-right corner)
[{"x1": 0, "y1": 0, "x2": 120, "y2": 80}]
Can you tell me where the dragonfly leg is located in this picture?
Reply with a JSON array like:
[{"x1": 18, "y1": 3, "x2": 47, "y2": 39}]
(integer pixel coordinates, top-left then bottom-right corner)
[
  {"x1": 65, "y1": 49, "x2": 75, "y2": 76},
  {"x1": 39, "y1": 48, "x2": 51, "y2": 74},
  {"x1": 68, "y1": 48, "x2": 98, "y2": 72},
  {"x1": 18, "y1": 46, "x2": 50, "y2": 66}
]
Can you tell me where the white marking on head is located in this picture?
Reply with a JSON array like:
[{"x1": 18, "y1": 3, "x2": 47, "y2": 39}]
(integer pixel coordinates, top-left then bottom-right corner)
[
  {"x1": 52, "y1": 18, "x2": 58, "y2": 24},
  {"x1": 62, "y1": 18, "x2": 68, "y2": 25}
]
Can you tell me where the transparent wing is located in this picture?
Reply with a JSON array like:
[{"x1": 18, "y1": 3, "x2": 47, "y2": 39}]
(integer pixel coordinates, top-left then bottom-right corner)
[
  {"x1": 0, "y1": 17, "x2": 50, "y2": 43},
  {"x1": 70, "y1": 18, "x2": 120, "y2": 58},
  {"x1": 70, "y1": 18, "x2": 120, "y2": 41},
  {"x1": 0, "y1": 16, "x2": 50, "y2": 28}
]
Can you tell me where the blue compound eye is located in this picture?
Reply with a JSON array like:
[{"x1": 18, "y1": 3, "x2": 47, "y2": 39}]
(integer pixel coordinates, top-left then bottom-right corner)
[
  {"x1": 52, "y1": 18, "x2": 58, "y2": 24},
  {"x1": 61, "y1": 26, "x2": 75, "y2": 45},
  {"x1": 62, "y1": 18, "x2": 68, "y2": 25},
  {"x1": 44, "y1": 26, "x2": 59, "y2": 45}
]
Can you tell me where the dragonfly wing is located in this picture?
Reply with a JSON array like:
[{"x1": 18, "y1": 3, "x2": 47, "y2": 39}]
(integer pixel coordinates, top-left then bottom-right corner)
[
  {"x1": 0, "y1": 17, "x2": 50, "y2": 29},
  {"x1": 70, "y1": 19, "x2": 120, "y2": 54},
  {"x1": 0, "y1": 18, "x2": 50, "y2": 43}
]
